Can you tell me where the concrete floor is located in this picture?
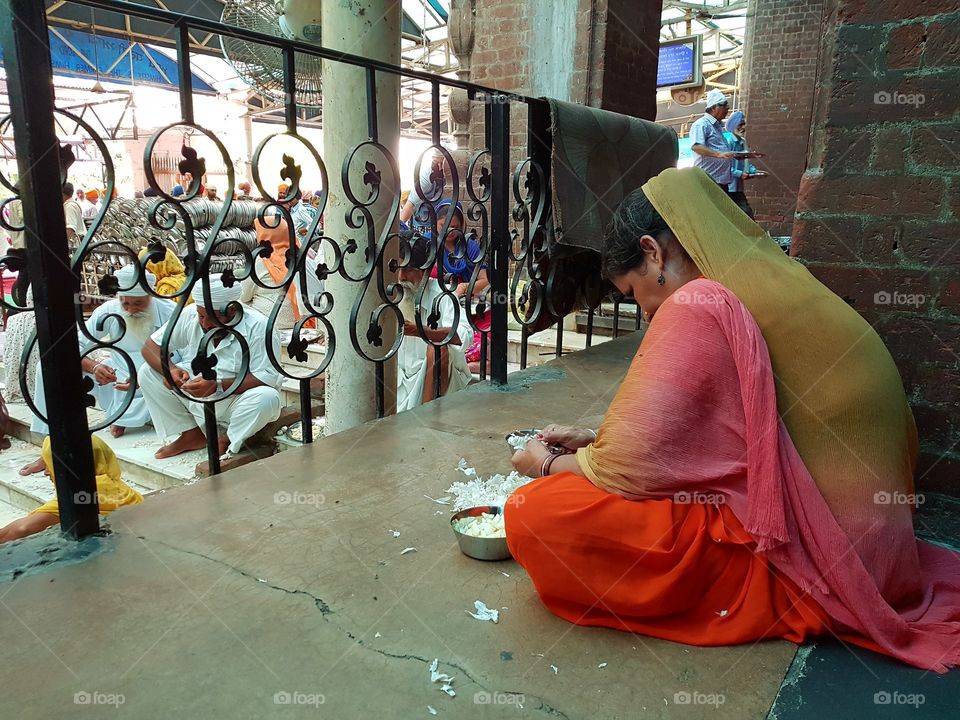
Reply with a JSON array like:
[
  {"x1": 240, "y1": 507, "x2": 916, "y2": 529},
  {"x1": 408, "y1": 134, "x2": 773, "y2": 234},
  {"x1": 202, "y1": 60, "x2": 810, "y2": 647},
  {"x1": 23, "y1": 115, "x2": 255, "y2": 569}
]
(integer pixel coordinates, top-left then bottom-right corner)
[{"x1": 0, "y1": 334, "x2": 800, "y2": 720}]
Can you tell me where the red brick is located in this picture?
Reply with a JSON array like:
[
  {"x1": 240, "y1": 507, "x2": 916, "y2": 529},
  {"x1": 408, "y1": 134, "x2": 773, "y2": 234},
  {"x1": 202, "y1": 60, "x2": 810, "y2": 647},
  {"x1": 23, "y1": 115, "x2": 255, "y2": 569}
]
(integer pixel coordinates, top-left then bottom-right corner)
[
  {"x1": 912, "y1": 366, "x2": 960, "y2": 404},
  {"x1": 839, "y1": 0, "x2": 959, "y2": 24},
  {"x1": 836, "y1": 24, "x2": 886, "y2": 78},
  {"x1": 872, "y1": 127, "x2": 909, "y2": 172},
  {"x1": 914, "y1": 450, "x2": 960, "y2": 496},
  {"x1": 877, "y1": 316, "x2": 960, "y2": 367},
  {"x1": 925, "y1": 20, "x2": 960, "y2": 68},
  {"x1": 790, "y1": 216, "x2": 862, "y2": 261},
  {"x1": 820, "y1": 127, "x2": 872, "y2": 174},
  {"x1": 802, "y1": 262, "x2": 929, "y2": 317},
  {"x1": 887, "y1": 24, "x2": 926, "y2": 70},
  {"x1": 940, "y1": 278, "x2": 960, "y2": 314},
  {"x1": 899, "y1": 222, "x2": 960, "y2": 267},
  {"x1": 797, "y1": 174, "x2": 945, "y2": 217},
  {"x1": 829, "y1": 75, "x2": 958, "y2": 125},
  {"x1": 910, "y1": 124, "x2": 960, "y2": 169}
]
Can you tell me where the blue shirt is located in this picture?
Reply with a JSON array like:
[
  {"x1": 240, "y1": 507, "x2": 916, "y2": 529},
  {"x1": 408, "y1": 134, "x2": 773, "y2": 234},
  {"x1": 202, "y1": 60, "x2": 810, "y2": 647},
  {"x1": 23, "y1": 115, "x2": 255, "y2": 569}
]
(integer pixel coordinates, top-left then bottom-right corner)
[
  {"x1": 724, "y1": 132, "x2": 758, "y2": 193},
  {"x1": 690, "y1": 113, "x2": 733, "y2": 186}
]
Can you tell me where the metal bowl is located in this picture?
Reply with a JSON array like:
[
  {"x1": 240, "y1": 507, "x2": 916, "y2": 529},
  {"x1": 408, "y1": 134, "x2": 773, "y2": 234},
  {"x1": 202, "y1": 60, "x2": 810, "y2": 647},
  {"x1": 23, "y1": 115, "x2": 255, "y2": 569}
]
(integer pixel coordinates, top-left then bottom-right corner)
[{"x1": 450, "y1": 505, "x2": 512, "y2": 561}]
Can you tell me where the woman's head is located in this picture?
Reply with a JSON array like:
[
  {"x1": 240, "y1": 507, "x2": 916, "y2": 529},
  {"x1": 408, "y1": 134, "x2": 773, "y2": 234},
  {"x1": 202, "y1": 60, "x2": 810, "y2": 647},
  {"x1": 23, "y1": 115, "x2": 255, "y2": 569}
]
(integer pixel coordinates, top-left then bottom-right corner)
[{"x1": 602, "y1": 188, "x2": 700, "y2": 319}]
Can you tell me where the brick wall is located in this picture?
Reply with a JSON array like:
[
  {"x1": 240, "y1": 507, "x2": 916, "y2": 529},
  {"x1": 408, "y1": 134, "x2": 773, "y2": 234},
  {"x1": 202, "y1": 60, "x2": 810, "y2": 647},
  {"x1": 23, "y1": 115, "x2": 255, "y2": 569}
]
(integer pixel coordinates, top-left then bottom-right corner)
[
  {"x1": 792, "y1": 0, "x2": 960, "y2": 492},
  {"x1": 741, "y1": 0, "x2": 827, "y2": 237}
]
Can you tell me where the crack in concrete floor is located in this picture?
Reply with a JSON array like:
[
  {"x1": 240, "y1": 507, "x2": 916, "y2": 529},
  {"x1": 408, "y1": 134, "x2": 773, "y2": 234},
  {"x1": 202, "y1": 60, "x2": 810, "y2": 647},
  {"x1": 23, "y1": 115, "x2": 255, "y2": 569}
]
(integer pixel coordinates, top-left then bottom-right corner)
[{"x1": 141, "y1": 534, "x2": 574, "y2": 720}]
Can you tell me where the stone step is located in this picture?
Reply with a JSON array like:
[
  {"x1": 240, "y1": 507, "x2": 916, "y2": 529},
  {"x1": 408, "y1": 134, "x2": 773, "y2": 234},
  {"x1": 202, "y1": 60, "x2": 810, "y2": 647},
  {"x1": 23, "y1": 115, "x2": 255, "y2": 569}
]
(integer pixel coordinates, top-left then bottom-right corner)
[
  {"x1": 0, "y1": 436, "x2": 155, "y2": 514},
  {"x1": 4, "y1": 401, "x2": 204, "y2": 490}
]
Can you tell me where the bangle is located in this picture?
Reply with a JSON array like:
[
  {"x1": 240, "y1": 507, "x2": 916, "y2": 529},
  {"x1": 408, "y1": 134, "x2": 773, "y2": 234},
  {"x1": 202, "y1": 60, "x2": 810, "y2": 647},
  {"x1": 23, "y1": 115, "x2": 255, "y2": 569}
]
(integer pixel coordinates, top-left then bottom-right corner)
[
  {"x1": 587, "y1": 429, "x2": 597, "y2": 440},
  {"x1": 540, "y1": 453, "x2": 557, "y2": 478}
]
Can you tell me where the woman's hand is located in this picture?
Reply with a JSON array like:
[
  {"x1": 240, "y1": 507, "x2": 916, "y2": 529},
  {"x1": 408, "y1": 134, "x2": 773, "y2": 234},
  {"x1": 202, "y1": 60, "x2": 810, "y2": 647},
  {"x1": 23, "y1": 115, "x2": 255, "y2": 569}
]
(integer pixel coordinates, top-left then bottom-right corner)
[
  {"x1": 512, "y1": 438, "x2": 551, "y2": 477},
  {"x1": 538, "y1": 424, "x2": 596, "y2": 451}
]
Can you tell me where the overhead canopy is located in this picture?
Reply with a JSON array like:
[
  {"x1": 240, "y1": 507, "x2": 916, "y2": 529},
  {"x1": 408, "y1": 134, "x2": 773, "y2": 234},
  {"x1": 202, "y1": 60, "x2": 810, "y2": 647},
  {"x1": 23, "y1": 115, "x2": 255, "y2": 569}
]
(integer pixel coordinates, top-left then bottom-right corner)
[
  {"x1": 46, "y1": 0, "x2": 429, "y2": 56},
  {"x1": 13, "y1": 26, "x2": 218, "y2": 94}
]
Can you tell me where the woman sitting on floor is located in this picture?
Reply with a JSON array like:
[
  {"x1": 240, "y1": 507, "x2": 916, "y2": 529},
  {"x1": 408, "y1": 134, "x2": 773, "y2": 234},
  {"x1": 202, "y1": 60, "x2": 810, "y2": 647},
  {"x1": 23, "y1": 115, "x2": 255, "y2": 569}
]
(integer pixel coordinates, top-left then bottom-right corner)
[
  {"x1": 0, "y1": 435, "x2": 142, "y2": 544},
  {"x1": 508, "y1": 167, "x2": 960, "y2": 672}
]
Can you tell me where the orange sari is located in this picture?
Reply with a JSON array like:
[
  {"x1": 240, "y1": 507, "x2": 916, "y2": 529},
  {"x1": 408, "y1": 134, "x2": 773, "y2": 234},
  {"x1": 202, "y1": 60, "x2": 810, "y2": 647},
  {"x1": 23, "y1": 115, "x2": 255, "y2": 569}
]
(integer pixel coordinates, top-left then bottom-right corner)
[{"x1": 254, "y1": 217, "x2": 315, "y2": 328}]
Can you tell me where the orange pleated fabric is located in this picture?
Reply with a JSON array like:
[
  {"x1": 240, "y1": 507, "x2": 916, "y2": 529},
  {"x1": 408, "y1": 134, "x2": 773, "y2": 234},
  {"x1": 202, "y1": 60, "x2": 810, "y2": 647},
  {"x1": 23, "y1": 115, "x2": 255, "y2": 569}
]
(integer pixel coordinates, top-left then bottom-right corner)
[{"x1": 506, "y1": 472, "x2": 832, "y2": 646}]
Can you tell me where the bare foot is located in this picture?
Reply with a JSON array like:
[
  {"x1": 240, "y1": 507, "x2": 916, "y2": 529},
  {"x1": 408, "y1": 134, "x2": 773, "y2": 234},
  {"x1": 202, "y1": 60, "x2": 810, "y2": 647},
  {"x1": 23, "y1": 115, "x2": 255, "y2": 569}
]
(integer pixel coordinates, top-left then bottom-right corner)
[
  {"x1": 110, "y1": 425, "x2": 126, "y2": 438},
  {"x1": 19, "y1": 457, "x2": 46, "y2": 476},
  {"x1": 155, "y1": 428, "x2": 207, "y2": 459},
  {"x1": 218, "y1": 435, "x2": 230, "y2": 455},
  {"x1": 0, "y1": 437, "x2": 10, "y2": 451}
]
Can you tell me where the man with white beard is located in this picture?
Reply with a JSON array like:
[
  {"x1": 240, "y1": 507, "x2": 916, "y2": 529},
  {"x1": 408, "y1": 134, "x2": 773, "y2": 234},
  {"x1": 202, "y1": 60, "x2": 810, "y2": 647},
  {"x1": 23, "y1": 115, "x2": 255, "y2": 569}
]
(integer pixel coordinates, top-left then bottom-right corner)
[
  {"x1": 396, "y1": 231, "x2": 474, "y2": 412},
  {"x1": 20, "y1": 264, "x2": 175, "y2": 475}
]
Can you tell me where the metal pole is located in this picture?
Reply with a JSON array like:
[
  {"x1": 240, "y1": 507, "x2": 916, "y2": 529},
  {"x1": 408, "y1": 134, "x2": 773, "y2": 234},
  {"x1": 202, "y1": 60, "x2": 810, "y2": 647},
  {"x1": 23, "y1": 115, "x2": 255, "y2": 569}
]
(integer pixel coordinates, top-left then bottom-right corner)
[
  {"x1": 489, "y1": 98, "x2": 510, "y2": 385},
  {"x1": 0, "y1": 0, "x2": 98, "y2": 538}
]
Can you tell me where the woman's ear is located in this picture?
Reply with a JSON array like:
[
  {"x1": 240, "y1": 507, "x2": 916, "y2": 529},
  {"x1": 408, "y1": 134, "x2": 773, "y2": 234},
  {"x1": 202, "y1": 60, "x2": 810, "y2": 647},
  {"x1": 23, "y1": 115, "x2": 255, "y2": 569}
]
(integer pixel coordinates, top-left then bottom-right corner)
[{"x1": 638, "y1": 234, "x2": 664, "y2": 265}]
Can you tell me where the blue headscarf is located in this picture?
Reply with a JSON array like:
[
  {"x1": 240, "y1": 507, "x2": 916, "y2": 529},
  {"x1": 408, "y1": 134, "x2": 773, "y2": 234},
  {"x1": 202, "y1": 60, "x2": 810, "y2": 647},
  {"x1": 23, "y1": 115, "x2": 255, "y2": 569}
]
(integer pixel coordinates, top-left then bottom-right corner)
[
  {"x1": 171, "y1": 184, "x2": 185, "y2": 197},
  {"x1": 429, "y1": 199, "x2": 486, "y2": 281},
  {"x1": 726, "y1": 111, "x2": 746, "y2": 134}
]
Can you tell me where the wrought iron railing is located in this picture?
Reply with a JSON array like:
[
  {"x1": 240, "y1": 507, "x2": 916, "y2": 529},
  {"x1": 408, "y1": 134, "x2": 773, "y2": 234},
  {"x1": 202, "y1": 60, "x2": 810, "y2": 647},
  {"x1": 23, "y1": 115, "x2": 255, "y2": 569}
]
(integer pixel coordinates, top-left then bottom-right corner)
[{"x1": 0, "y1": 0, "x2": 618, "y2": 540}]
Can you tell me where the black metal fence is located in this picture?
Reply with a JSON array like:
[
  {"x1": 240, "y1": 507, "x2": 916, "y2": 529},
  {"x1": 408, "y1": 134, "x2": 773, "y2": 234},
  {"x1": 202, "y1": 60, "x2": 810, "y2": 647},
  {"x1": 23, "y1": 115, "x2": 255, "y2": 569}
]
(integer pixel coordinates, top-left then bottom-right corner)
[{"x1": 0, "y1": 0, "x2": 619, "y2": 539}]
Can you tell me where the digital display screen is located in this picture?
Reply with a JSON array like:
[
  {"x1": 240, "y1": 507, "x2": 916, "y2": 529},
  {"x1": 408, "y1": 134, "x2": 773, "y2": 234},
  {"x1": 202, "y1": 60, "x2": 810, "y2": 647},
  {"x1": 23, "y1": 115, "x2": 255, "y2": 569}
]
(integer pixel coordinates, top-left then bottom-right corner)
[{"x1": 657, "y1": 38, "x2": 700, "y2": 88}]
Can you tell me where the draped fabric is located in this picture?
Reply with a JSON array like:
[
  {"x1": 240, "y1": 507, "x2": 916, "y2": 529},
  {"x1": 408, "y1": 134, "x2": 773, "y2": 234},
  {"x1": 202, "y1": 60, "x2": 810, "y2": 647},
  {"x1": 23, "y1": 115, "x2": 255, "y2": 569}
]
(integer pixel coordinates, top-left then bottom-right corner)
[
  {"x1": 32, "y1": 435, "x2": 143, "y2": 516},
  {"x1": 140, "y1": 247, "x2": 188, "y2": 301},
  {"x1": 254, "y1": 218, "x2": 302, "y2": 321},
  {"x1": 570, "y1": 168, "x2": 960, "y2": 671}
]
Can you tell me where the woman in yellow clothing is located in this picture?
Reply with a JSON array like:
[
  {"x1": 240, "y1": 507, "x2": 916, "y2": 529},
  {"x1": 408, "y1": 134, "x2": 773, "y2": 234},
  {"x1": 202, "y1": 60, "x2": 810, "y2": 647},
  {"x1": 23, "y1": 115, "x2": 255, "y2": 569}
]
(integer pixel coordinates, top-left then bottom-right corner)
[
  {"x1": 0, "y1": 436, "x2": 142, "y2": 544},
  {"x1": 139, "y1": 247, "x2": 189, "y2": 301}
]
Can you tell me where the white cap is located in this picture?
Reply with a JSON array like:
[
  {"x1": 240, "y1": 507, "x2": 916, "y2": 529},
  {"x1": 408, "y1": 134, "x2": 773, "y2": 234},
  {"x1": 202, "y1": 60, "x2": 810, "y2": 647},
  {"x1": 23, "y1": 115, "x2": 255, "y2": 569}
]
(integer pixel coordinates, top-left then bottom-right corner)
[
  {"x1": 115, "y1": 264, "x2": 156, "y2": 297},
  {"x1": 705, "y1": 89, "x2": 728, "y2": 108}
]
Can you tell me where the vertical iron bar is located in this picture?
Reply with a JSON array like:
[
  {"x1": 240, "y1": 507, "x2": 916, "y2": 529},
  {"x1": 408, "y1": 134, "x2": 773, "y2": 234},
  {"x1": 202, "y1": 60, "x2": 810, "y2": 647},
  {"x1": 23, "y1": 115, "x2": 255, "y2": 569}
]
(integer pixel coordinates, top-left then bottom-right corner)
[
  {"x1": 555, "y1": 320, "x2": 563, "y2": 359},
  {"x1": 613, "y1": 296, "x2": 621, "y2": 340},
  {"x1": 283, "y1": 46, "x2": 297, "y2": 133},
  {"x1": 203, "y1": 404, "x2": 220, "y2": 475},
  {"x1": 586, "y1": 306, "x2": 594, "y2": 348},
  {"x1": 635, "y1": 301, "x2": 642, "y2": 331},
  {"x1": 479, "y1": 334, "x2": 487, "y2": 381},
  {"x1": 433, "y1": 346, "x2": 441, "y2": 400},
  {"x1": 520, "y1": 326, "x2": 528, "y2": 370},
  {"x1": 366, "y1": 67, "x2": 378, "y2": 141},
  {"x1": 299, "y1": 381, "x2": 313, "y2": 444},
  {"x1": 0, "y1": 0, "x2": 98, "y2": 538},
  {"x1": 175, "y1": 23, "x2": 194, "y2": 125},
  {"x1": 431, "y1": 82, "x2": 441, "y2": 146},
  {"x1": 489, "y1": 98, "x2": 510, "y2": 384},
  {"x1": 375, "y1": 361, "x2": 385, "y2": 419}
]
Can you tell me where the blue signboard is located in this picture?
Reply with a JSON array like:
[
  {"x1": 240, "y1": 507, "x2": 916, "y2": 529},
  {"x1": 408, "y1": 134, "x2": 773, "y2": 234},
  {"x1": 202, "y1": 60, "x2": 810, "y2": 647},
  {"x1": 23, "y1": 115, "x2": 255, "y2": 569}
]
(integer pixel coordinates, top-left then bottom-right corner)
[
  {"x1": 657, "y1": 38, "x2": 700, "y2": 88},
  {"x1": 657, "y1": 42, "x2": 695, "y2": 86},
  {"x1": 0, "y1": 26, "x2": 215, "y2": 94}
]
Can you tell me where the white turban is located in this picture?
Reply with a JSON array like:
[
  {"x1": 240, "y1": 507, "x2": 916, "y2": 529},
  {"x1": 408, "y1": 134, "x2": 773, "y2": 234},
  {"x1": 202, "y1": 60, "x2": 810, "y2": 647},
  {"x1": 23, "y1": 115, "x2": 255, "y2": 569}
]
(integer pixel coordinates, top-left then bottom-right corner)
[
  {"x1": 115, "y1": 263, "x2": 156, "y2": 297},
  {"x1": 191, "y1": 273, "x2": 242, "y2": 312},
  {"x1": 705, "y1": 89, "x2": 728, "y2": 108}
]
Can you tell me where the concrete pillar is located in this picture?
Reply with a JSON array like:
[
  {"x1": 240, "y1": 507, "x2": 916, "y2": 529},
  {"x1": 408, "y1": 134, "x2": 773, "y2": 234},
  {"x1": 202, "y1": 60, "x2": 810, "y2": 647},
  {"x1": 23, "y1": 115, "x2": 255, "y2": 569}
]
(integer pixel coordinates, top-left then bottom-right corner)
[{"x1": 323, "y1": 0, "x2": 401, "y2": 433}]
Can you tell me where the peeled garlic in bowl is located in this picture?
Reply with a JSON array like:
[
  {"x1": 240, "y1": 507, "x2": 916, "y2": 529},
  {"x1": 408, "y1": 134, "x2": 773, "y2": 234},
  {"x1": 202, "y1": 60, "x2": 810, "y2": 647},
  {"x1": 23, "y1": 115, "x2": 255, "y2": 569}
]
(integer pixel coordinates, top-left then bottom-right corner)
[{"x1": 454, "y1": 512, "x2": 506, "y2": 539}]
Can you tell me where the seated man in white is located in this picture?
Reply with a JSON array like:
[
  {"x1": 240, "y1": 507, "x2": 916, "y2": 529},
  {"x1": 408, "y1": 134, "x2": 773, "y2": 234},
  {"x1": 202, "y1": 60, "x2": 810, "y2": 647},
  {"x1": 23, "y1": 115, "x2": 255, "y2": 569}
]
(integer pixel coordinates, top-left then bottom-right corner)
[
  {"x1": 139, "y1": 273, "x2": 283, "y2": 459},
  {"x1": 396, "y1": 232, "x2": 474, "y2": 412},
  {"x1": 20, "y1": 264, "x2": 176, "y2": 475}
]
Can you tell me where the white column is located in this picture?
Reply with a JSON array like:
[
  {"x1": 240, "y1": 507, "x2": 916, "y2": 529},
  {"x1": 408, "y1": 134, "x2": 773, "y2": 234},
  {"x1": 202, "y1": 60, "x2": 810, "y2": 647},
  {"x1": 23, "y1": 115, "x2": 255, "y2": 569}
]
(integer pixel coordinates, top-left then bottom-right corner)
[{"x1": 322, "y1": 0, "x2": 401, "y2": 433}]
